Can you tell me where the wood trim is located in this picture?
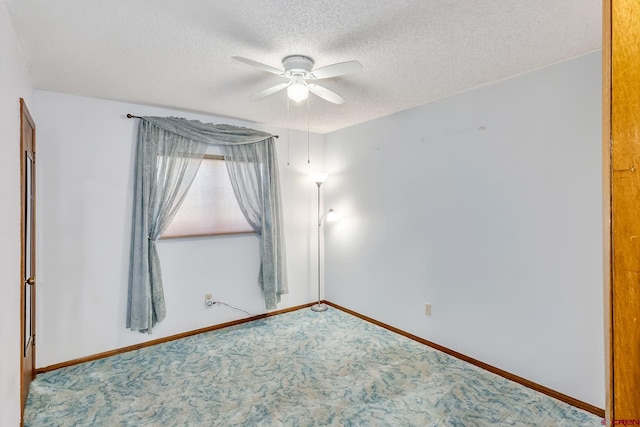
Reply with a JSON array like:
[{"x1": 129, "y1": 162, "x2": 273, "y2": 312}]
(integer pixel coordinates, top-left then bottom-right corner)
[
  {"x1": 19, "y1": 99, "x2": 26, "y2": 426},
  {"x1": 160, "y1": 230, "x2": 256, "y2": 240},
  {"x1": 602, "y1": 0, "x2": 613, "y2": 422},
  {"x1": 36, "y1": 302, "x2": 314, "y2": 374},
  {"x1": 20, "y1": 98, "x2": 35, "y2": 135},
  {"x1": 324, "y1": 301, "x2": 605, "y2": 418},
  {"x1": 19, "y1": 98, "x2": 36, "y2": 427},
  {"x1": 610, "y1": 0, "x2": 640, "y2": 419}
]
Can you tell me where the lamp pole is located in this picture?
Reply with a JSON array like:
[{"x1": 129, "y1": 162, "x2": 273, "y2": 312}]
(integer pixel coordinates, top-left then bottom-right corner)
[{"x1": 312, "y1": 177, "x2": 328, "y2": 312}]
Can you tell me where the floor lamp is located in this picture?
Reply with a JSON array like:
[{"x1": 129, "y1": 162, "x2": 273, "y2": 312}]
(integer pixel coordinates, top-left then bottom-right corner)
[{"x1": 311, "y1": 173, "x2": 335, "y2": 312}]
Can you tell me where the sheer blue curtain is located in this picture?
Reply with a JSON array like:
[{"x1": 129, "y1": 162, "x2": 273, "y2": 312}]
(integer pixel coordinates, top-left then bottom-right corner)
[
  {"x1": 222, "y1": 141, "x2": 288, "y2": 309},
  {"x1": 128, "y1": 117, "x2": 287, "y2": 333},
  {"x1": 127, "y1": 121, "x2": 207, "y2": 332}
]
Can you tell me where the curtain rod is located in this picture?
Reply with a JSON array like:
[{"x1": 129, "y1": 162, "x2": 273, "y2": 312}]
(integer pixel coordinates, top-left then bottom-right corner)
[{"x1": 125, "y1": 114, "x2": 279, "y2": 138}]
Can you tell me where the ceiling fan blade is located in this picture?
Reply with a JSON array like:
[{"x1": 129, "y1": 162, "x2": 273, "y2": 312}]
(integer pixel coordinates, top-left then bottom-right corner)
[
  {"x1": 311, "y1": 60, "x2": 363, "y2": 80},
  {"x1": 231, "y1": 56, "x2": 284, "y2": 76},
  {"x1": 249, "y1": 82, "x2": 290, "y2": 101},
  {"x1": 308, "y1": 84, "x2": 346, "y2": 104}
]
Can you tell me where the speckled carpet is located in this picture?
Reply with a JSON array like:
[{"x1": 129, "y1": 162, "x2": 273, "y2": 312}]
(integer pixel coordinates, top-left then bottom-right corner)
[{"x1": 24, "y1": 307, "x2": 600, "y2": 426}]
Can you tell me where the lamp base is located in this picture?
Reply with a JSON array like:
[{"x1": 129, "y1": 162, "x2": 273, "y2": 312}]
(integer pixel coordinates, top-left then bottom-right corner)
[{"x1": 310, "y1": 303, "x2": 328, "y2": 312}]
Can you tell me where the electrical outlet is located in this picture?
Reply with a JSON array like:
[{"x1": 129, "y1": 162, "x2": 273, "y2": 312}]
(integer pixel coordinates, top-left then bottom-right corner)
[
  {"x1": 204, "y1": 293, "x2": 214, "y2": 309},
  {"x1": 424, "y1": 303, "x2": 432, "y2": 316}
]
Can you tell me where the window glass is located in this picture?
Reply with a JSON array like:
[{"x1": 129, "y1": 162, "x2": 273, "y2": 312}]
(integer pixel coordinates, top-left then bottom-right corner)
[{"x1": 161, "y1": 155, "x2": 253, "y2": 238}]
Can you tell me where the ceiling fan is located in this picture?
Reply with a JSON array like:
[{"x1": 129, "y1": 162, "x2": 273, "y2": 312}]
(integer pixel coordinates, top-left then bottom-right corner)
[{"x1": 231, "y1": 55, "x2": 362, "y2": 105}]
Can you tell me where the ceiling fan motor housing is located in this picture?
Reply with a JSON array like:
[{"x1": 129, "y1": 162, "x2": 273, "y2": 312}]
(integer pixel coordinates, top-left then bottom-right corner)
[{"x1": 282, "y1": 55, "x2": 315, "y2": 77}]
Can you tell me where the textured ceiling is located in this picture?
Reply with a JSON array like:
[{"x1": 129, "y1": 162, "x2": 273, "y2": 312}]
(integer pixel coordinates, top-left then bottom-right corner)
[{"x1": 5, "y1": 0, "x2": 601, "y2": 134}]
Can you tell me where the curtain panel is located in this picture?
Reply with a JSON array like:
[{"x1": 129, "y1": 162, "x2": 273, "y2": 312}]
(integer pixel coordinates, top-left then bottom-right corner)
[
  {"x1": 128, "y1": 117, "x2": 288, "y2": 333},
  {"x1": 222, "y1": 142, "x2": 287, "y2": 310}
]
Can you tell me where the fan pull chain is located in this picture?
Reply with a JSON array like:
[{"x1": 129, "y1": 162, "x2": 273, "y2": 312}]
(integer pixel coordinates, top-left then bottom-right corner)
[
  {"x1": 307, "y1": 95, "x2": 310, "y2": 164},
  {"x1": 286, "y1": 96, "x2": 291, "y2": 166}
]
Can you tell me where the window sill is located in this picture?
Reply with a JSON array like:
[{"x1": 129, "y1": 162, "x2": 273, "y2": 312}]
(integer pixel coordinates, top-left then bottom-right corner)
[{"x1": 160, "y1": 231, "x2": 256, "y2": 240}]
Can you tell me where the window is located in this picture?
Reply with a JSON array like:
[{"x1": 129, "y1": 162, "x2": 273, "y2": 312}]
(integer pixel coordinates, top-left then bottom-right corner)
[{"x1": 161, "y1": 155, "x2": 254, "y2": 238}]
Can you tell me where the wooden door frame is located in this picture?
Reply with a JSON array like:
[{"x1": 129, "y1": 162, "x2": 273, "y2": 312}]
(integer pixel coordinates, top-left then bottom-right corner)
[
  {"x1": 19, "y1": 98, "x2": 36, "y2": 421},
  {"x1": 604, "y1": 0, "x2": 640, "y2": 422},
  {"x1": 603, "y1": 0, "x2": 612, "y2": 420}
]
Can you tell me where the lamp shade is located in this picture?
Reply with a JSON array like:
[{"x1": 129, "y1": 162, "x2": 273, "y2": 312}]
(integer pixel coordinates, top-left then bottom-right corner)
[
  {"x1": 311, "y1": 172, "x2": 328, "y2": 184},
  {"x1": 326, "y1": 209, "x2": 338, "y2": 222}
]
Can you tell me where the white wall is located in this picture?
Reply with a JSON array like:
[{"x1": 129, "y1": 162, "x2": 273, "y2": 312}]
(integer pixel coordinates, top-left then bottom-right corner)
[
  {"x1": 0, "y1": 2, "x2": 33, "y2": 425},
  {"x1": 324, "y1": 52, "x2": 604, "y2": 408},
  {"x1": 32, "y1": 91, "x2": 324, "y2": 367}
]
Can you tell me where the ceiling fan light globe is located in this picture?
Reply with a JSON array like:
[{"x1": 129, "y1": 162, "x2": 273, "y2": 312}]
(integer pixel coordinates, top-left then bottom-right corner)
[{"x1": 287, "y1": 83, "x2": 309, "y2": 103}]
